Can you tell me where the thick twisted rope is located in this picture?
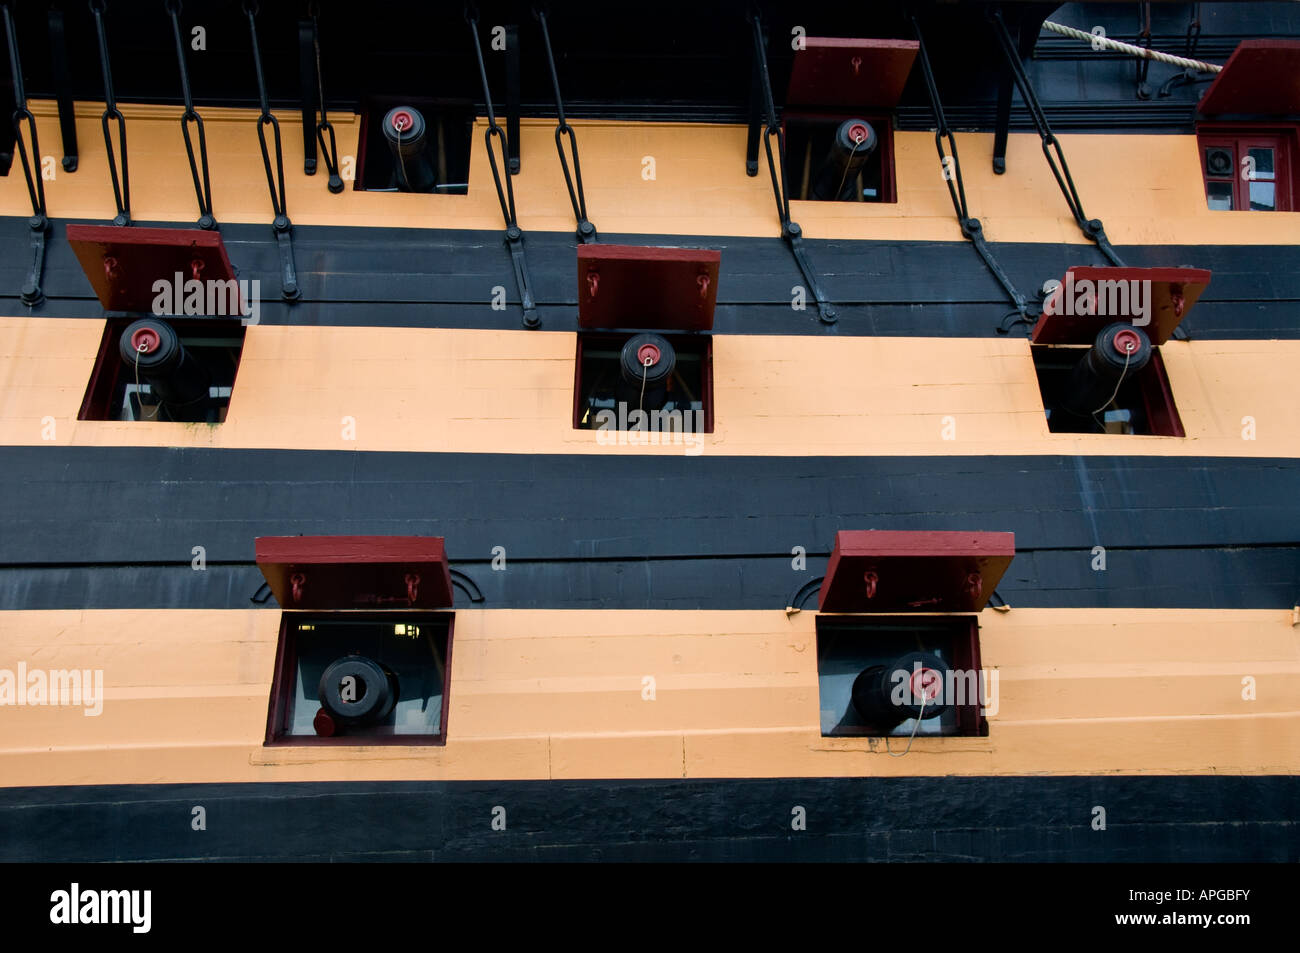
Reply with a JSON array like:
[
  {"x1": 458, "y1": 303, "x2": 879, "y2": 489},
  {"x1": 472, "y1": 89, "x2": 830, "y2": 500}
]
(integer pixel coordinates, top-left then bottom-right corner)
[{"x1": 1041, "y1": 20, "x2": 1222, "y2": 73}]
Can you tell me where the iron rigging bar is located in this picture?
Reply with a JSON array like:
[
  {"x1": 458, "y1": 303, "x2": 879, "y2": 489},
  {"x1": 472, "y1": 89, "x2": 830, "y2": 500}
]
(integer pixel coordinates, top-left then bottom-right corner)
[
  {"x1": 3, "y1": 2, "x2": 49, "y2": 306},
  {"x1": 535, "y1": 4, "x2": 596, "y2": 243},
  {"x1": 746, "y1": 8, "x2": 836, "y2": 325},
  {"x1": 47, "y1": 5, "x2": 78, "y2": 172},
  {"x1": 467, "y1": 3, "x2": 539, "y2": 329},
  {"x1": 167, "y1": 1, "x2": 216, "y2": 229},
  {"x1": 90, "y1": 0, "x2": 130, "y2": 226},
  {"x1": 988, "y1": 6, "x2": 1125, "y2": 267},
  {"x1": 299, "y1": 3, "x2": 343, "y2": 192},
  {"x1": 245, "y1": 0, "x2": 301, "y2": 301},
  {"x1": 911, "y1": 14, "x2": 1027, "y2": 322},
  {"x1": 504, "y1": 24, "x2": 521, "y2": 174}
]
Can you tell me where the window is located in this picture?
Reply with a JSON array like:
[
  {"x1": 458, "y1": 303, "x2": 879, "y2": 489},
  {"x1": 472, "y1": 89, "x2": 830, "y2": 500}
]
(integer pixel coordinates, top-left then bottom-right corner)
[
  {"x1": 1198, "y1": 130, "x2": 1294, "y2": 211},
  {"x1": 78, "y1": 317, "x2": 245, "y2": 423},
  {"x1": 355, "y1": 98, "x2": 474, "y2": 194},
  {"x1": 266, "y1": 612, "x2": 452, "y2": 744},
  {"x1": 256, "y1": 536, "x2": 456, "y2": 746},
  {"x1": 817, "y1": 615, "x2": 986, "y2": 738},
  {"x1": 1196, "y1": 40, "x2": 1300, "y2": 210},
  {"x1": 814, "y1": 530, "x2": 1013, "y2": 740},
  {"x1": 573, "y1": 244, "x2": 719, "y2": 436}
]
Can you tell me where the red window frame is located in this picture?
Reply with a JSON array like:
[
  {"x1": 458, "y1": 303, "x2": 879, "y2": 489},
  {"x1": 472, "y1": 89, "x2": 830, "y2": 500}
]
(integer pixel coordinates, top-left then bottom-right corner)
[{"x1": 1197, "y1": 125, "x2": 1297, "y2": 212}]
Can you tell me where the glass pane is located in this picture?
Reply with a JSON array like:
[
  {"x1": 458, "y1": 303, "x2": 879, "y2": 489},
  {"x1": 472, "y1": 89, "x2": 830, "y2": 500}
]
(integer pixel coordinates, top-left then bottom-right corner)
[
  {"x1": 1247, "y1": 147, "x2": 1275, "y2": 178},
  {"x1": 1204, "y1": 146, "x2": 1234, "y2": 178},
  {"x1": 1206, "y1": 180, "x2": 1233, "y2": 210},
  {"x1": 1249, "y1": 180, "x2": 1276, "y2": 211}
]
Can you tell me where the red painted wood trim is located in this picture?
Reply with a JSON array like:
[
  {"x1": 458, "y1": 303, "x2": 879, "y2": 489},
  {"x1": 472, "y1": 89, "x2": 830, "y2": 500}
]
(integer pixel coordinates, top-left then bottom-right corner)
[
  {"x1": 787, "y1": 37, "x2": 919, "y2": 110},
  {"x1": 66, "y1": 223, "x2": 240, "y2": 314},
  {"x1": 255, "y1": 535, "x2": 454, "y2": 610},
  {"x1": 819, "y1": 530, "x2": 1015, "y2": 614},
  {"x1": 1140, "y1": 348, "x2": 1186, "y2": 438}
]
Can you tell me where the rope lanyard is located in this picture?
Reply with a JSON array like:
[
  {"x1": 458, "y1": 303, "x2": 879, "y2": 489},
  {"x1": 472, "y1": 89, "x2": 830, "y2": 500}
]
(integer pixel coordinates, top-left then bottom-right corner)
[
  {"x1": 535, "y1": 5, "x2": 595, "y2": 242},
  {"x1": 990, "y1": 7, "x2": 1124, "y2": 267},
  {"x1": 3, "y1": 2, "x2": 49, "y2": 306},
  {"x1": 308, "y1": 2, "x2": 343, "y2": 193},
  {"x1": 90, "y1": 0, "x2": 130, "y2": 226},
  {"x1": 166, "y1": 0, "x2": 215, "y2": 229}
]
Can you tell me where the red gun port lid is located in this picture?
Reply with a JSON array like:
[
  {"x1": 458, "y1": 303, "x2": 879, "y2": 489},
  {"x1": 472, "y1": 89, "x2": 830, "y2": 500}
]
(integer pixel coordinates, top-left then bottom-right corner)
[
  {"x1": 818, "y1": 530, "x2": 1016, "y2": 613},
  {"x1": 577, "y1": 244, "x2": 721, "y2": 331},
  {"x1": 254, "y1": 536, "x2": 454, "y2": 610}
]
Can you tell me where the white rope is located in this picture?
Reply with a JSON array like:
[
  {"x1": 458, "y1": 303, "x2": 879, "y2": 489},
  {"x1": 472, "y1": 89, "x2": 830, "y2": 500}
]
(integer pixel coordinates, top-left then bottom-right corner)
[{"x1": 1041, "y1": 20, "x2": 1222, "y2": 73}]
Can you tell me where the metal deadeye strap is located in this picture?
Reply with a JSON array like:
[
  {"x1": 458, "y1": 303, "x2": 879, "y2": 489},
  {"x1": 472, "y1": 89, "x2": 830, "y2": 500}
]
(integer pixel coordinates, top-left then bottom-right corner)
[
  {"x1": 90, "y1": 0, "x2": 130, "y2": 227},
  {"x1": 536, "y1": 5, "x2": 596, "y2": 243},
  {"x1": 989, "y1": 6, "x2": 1125, "y2": 268},
  {"x1": 245, "y1": 0, "x2": 301, "y2": 302},
  {"x1": 3, "y1": 2, "x2": 49, "y2": 306},
  {"x1": 467, "y1": 3, "x2": 538, "y2": 330},
  {"x1": 747, "y1": 8, "x2": 836, "y2": 326},
  {"x1": 911, "y1": 13, "x2": 1028, "y2": 325},
  {"x1": 167, "y1": 0, "x2": 216, "y2": 229}
]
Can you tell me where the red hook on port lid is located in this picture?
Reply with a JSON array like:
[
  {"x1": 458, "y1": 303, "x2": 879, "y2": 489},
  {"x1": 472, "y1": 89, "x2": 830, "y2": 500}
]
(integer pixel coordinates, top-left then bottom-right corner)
[{"x1": 863, "y1": 570, "x2": 878, "y2": 600}]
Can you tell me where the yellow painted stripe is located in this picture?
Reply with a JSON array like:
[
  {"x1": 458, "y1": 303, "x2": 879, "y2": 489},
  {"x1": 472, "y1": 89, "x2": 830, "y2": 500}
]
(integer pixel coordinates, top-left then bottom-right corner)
[
  {"x1": 5, "y1": 101, "x2": 1298, "y2": 244},
  {"x1": 0, "y1": 319, "x2": 1294, "y2": 458},
  {"x1": 0, "y1": 607, "x2": 1294, "y2": 786}
]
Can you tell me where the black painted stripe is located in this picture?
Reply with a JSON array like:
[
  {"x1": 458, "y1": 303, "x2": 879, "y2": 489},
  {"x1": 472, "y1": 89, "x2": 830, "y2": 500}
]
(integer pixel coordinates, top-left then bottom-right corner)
[
  {"x1": 4, "y1": 545, "x2": 1297, "y2": 611},
  {"x1": 0, "y1": 776, "x2": 1294, "y2": 862},
  {"x1": 1, "y1": 447, "x2": 1295, "y2": 610},
  {"x1": 4, "y1": 218, "x2": 1298, "y2": 339}
]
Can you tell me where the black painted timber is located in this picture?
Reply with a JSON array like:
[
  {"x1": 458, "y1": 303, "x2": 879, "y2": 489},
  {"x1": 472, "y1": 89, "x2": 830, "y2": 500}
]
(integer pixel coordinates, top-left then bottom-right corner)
[
  {"x1": 3, "y1": 218, "x2": 1299, "y2": 339},
  {"x1": 0, "y1": 776, "x2": 1294, "y2": 862},
  {"x1": 0, "y1": 447, "x2": 1295, "y2": 610}
]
